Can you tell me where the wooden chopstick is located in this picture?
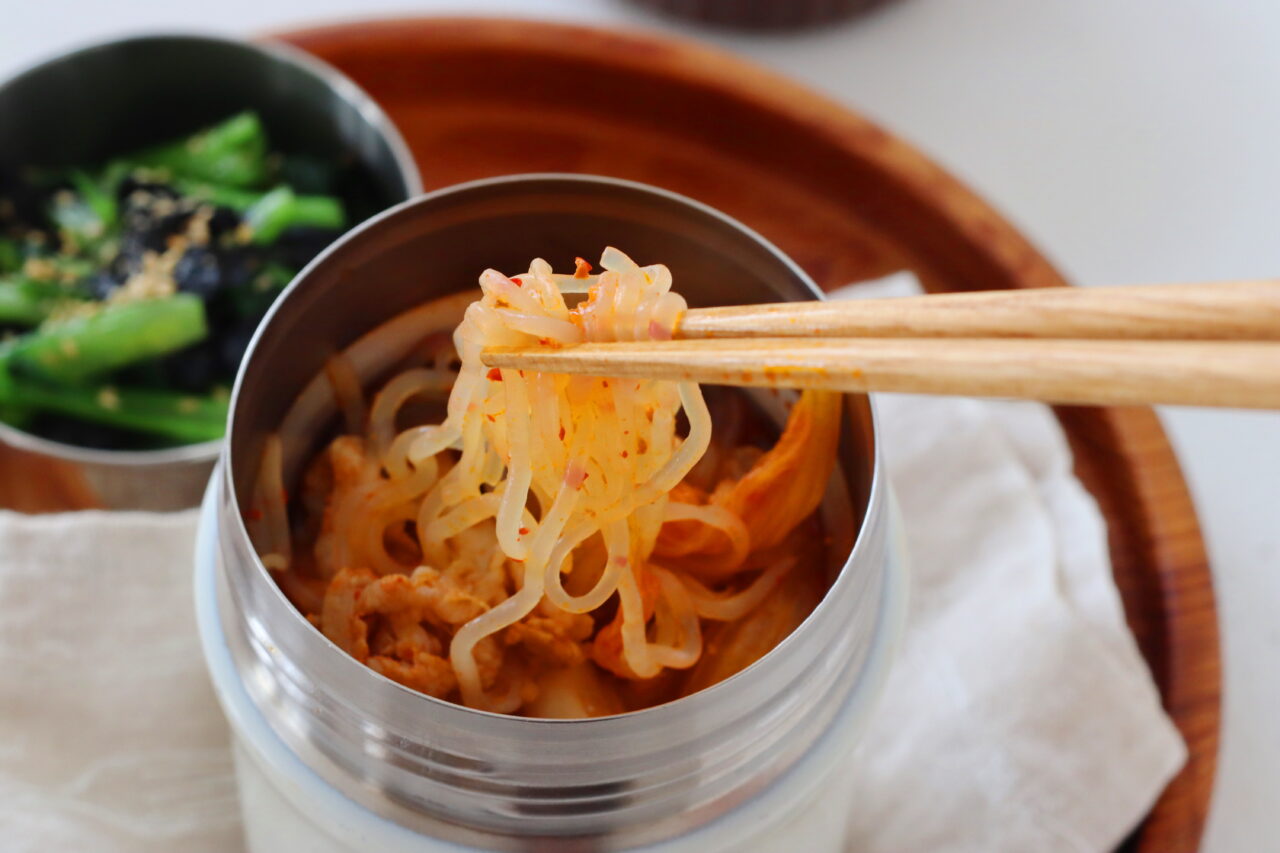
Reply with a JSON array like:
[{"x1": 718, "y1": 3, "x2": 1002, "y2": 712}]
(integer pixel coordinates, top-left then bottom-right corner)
[
  {"x1": 676, "y1": 281, "x2": 1280, "y2": 340},
  {"x1": 481, "y1": 281, "x2": 1280, "y2": 408},
  {"x1": 481, "y1": 338, "x2": 1280, "y2": 409}
]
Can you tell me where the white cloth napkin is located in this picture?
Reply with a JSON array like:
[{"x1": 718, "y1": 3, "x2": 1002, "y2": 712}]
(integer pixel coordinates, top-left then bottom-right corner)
[
  {"x1": 0, "y1": 509, "x2": 237, "y2": 853},
  {"x1": 0, "y1": 275, "x2": 1185, "y2": 852},
  {"x1": 834, "y1": 275, "x2": 1186, "y2": 851}
]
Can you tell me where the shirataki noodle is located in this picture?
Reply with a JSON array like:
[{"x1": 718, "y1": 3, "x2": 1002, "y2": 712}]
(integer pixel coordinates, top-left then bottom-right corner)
[{"x1": 248, "y1": 248, "x2": 843, "y2": 716}]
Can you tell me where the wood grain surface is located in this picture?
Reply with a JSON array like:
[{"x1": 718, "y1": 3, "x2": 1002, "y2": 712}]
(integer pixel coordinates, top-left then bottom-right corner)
[
  {"x1": 484, "y1": 338, "x2": 1280, "y2": 409},
  {"x1": 0, "y1": 17, "x2": 1219, "y2": 851},
  {"x1": 677, "y1": 280, "x2": 1280, "y2": 341}
]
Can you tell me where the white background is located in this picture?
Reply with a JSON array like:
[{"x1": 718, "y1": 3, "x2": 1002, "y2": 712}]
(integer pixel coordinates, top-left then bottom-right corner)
[{"x1": 2, "y1": 1, "x2": 1276, "y2": 849}]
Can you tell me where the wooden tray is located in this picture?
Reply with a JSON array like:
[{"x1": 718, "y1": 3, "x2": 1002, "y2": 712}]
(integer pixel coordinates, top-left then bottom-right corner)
[{"x1": 1, "y1": 17, "x2": 1219, "y2": 851}]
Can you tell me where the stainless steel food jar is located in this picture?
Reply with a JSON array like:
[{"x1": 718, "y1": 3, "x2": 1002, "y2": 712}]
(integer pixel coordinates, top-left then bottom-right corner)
[
  {"x1": 0, "y1": 32, "x2": 420, "y2": 509},
  {"x1": 195, "y1": 175, "x2": 906, "y2": 851}
]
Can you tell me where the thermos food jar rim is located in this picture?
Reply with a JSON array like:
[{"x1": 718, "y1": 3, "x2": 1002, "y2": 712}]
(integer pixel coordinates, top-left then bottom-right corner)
[{"x1": 214, "y1": 175, "x2": 894, "y2": 848}]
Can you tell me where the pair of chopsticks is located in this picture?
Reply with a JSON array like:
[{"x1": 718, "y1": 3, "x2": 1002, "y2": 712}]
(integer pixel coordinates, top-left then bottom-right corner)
[{"x1": 481, "y1": 281, "x2": 1280, "y2": 409}]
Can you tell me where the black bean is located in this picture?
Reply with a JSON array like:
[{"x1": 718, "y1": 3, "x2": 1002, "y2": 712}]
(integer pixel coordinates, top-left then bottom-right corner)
[
  {"x1": 143, "y1": 210, "x2": 193, "y2": 252},
  {"x1": 110, "y1": 232, "x2": 149, "y2": 279},
  {"x1": 116, "y1": 176, "x2": 180, "y2": 203},
  {"x1": 206, "y1": 206, "x2": 240, "y2": 239},
  {"x1": 217, "y1": 247, "x2": 262, "y2": 290},
  {"x1": 173, "y1": 247, "x2": 222, "y2": 299},
  {"x1": 159, "y1": 340, "x2": 222, "y2": 392},
  {"x1": 85, "y1": 270, "x2": 121, "y2": 301}
]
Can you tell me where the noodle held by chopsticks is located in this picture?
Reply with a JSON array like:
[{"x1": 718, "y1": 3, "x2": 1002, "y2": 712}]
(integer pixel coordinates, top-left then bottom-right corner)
[{"x1": 250, "y1": 248, "x2": 843, "y2": 716}]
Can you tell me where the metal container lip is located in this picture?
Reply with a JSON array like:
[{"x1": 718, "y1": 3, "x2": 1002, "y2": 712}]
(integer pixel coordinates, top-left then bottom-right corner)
[
  {"x1": 224, "y1": 171, "x2": 884, "y2": 726},
  {"x1": 0, "y1": 30, "x2": 422, "y2": 470},
  {"x1": 0, "y1": 421, "x2": 221, "y2": 467}
]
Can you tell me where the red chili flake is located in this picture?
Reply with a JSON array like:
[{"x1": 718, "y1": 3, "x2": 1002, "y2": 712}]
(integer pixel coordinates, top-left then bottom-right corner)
[
  {"x1": 243, "y1": 508, "x2": 263, "y2": 522},
  {"x1": 601, "y1": 380, "x2": 609, "y2": 388},
  {"x1": 518, "y1": 527, "x2": 530, "y2": 535},
  {"x1": 621, "y1": 450, "x2": 629, "y2": 458},
  {"x1": 487, "y1": 368, "x2": 503, "y2": 381},
  {"x1": 486, "y1": 414, "x2": 496, "y2": 423},
  {"x1": 573, "y1": 257, "x2": 593, "y2": 278},
  {"x1": 510, "y1": 276, "x2": 523, "y2": 287},
  {"x1": 564, "y1": 463, "x2": 587, "y2": 489},
  {"x1": 558, "y1": 425, "x2": 566, "y2": 441},
  {"x1": 538, "y1": 338, "x2": 552, "y2": 346}
]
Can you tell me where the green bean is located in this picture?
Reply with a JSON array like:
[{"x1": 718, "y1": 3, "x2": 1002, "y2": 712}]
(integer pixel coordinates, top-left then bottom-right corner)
[
  {"x1": 0, "y1": 344, "x2": 31, "y2": 428},
  {"x1": 172, "y1": 178, "x2": 263, "y2": 212},
  {"x1": 175, "y1": 179, "x2": 348, "y2": 240},
  {"x1": 18, "y1": 256, "x2": 95, "y2": 289},
  {"x1": 0, "y1": 239, "x2": 21, "y2": 274},
  {"x1": 97, "y1": 160, "x2": 133, "y2": 197},
  {"x1": 292, "y1": 195, "x2": 345, "y2": 228},
  {"x1": 48, "y1": 193, "x2": 104, "y2": 243},
  {"x1": 278, "y1": 154, "x2": 337, "y2": 194},
  {"x1": 1, "y1": 378, "x2": 226, "y2": 443},
  {"x1": 41, "y1": 170, "x2": 115, "y2": 245},
  {"x1": 0, "y1": 403, "x2": 32, "y2": 430},
  {"x1": 69, "y1": 169, "x2": 117, "y2": 229},
  {"x1": 8, "y1": 294, "x2": 207, "y2": 384},
  {"x1": 131, "y1": 112, "x2": 269, "y2": 188},
  {"x1": 201, "y1": 111, "x2": 267, "y2": 153},
  {"x1": 0, "y1": 279, "x2": 61, "y2": 325},
  {"x1": 243, "y1": 186, "x2": 345, "y2": 244}
]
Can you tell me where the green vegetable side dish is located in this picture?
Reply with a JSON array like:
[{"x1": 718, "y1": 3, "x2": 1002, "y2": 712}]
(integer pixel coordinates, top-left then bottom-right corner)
[{"x1": 0, "y1": 112, "x2": 352, "y2": 450}]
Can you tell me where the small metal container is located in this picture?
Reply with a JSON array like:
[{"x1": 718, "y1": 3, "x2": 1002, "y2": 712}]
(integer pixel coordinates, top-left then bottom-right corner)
[
  {"x1": 0, "y1": 33, "x2": 420, "y2": 510},
  {"x1": 197, "y1": 175, "x2": 906, "y2": 851}
]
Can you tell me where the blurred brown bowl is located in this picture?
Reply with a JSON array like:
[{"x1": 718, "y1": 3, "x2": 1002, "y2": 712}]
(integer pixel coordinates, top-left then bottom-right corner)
[{"x1": 628, "y1": 0, "x2": 899, "y2": 30}]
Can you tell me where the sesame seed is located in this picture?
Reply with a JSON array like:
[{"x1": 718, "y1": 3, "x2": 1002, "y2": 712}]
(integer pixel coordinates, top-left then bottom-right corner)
[{"x1": 22, "y1": 257, "x2": 57, "y2": 281}]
